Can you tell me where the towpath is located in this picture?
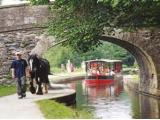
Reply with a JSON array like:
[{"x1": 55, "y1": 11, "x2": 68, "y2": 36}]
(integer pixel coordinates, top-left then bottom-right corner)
[{"x1": 0, "y1": 84, "x2": 75, "y2": 119}]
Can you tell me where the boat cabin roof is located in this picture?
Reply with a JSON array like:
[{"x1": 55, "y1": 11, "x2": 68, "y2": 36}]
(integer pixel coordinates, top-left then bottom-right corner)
[{"x1": 85, "y1": 59, "x2": 122, "y2": 63}]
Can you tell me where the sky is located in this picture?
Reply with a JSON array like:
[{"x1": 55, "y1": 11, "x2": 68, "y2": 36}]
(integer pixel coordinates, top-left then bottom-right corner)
[
  {"x1": 0, "y1": 0, "x2": 28, "y2": 6},
  {"x1": 0, "y1": 0, "x2": 54, "y2": 5}
]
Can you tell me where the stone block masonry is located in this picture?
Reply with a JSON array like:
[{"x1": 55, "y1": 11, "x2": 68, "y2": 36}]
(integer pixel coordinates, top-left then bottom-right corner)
[
  {"x1": 0, "y1": 29, "x2": 43, "y2": 83},
  {"x1": 0, "y1": 4, "x2": 50, "y2": 84}
]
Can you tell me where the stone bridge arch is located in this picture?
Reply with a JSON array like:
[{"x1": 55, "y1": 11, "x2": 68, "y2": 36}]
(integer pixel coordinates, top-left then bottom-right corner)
[
  {"x1": 100, "y1": 29, "x2": 160, "y2": 96},
  {"x1": 100, "y1": 36, "x2": 157, "y2": 96}
]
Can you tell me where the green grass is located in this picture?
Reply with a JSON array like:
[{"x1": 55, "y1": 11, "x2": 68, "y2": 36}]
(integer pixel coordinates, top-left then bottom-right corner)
[
  {"x1": 36, "y1": 99, "x2": 93, "y2": 119},
  {"x1": 0, "y1": 85, "x2": 16, "y2": 97}
]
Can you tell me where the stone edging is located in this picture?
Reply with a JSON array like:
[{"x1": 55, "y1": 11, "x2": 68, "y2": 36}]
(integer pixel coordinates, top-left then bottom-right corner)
[
  {"x1": 51, "y1": 75, "x2": 85, "y2": 84},
  {"x1": 47, "y1": 75, "x2": 85, "y2": 105},
  {"x1": 124, "y1": 78, "x2": 160, "y2": 99}
]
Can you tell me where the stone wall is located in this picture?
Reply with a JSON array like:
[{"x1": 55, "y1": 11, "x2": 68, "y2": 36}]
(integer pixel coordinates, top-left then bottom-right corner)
[
  {"x1": 0, "y1": 28, "x2": 43, "y2": 83},
  {"x1": 0, "y1": 4, "x2": 50, "y2": 84}
]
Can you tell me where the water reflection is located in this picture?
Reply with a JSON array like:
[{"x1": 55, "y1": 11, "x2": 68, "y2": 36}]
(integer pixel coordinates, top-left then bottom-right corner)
[
  {"x1": 84, "y1": 81, "x2": 123, "y2": 103},
  {"x1": 125, "y1": 86, "x2": 160, "y2": 119},
  {"x1": 139, "y1": 94, "x2": 160, "y2": 119},
  {"x1": 67, "y1": 79, "x2": 160, "y2": 119},
  {"x1": 68, "y1": 80, "x2": 132, "y2": 118}
]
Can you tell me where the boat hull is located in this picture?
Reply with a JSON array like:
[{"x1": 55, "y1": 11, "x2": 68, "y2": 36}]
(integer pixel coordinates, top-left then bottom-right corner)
[{"x1": 85, "y1": 75, "x2": 114, "y2": 87}]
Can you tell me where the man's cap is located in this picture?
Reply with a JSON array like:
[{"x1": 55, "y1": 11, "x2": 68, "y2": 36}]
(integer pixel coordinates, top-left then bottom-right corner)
[{"x1": 15, "y1": 51, "x2": 22, "y2": 55}]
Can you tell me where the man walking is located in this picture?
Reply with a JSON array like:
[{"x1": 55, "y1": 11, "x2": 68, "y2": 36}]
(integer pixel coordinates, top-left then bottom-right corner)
[{"x1": 11, "y1": 51, "x2": 28, "y2": 99}]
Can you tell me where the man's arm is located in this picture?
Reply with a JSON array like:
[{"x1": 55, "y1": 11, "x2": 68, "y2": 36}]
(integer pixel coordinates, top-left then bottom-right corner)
[
  {"x1": 11, "y1": 61, "x2": 15, "y2": 79},
  {"x1": 25, "y1": 66, "x2": 30, "y2": 77},
  {"x1": 11, "y1": 68, "x2": 15, "y2": 79},
  {"x1": 24, "y1": 60, "x2": 30, "y2": 77}
]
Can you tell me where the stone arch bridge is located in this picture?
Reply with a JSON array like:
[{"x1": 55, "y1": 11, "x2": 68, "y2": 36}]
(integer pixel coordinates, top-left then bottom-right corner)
[{"x1": 0, "y1": 4, "x2": 160, "y2": 97}]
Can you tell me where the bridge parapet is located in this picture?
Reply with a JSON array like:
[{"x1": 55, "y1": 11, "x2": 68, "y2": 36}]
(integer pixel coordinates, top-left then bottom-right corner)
[{"x1": 0, "y1": 4, "x2": 49, "y2": 32}]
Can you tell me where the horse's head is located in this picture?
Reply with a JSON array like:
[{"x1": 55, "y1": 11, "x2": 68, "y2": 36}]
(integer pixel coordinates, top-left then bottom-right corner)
[{"x1": 28, "y1": 54, "x2": 40, "y2": 72}]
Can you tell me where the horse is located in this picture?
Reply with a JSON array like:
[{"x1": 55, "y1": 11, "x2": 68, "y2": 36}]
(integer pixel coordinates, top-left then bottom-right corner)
[{"x1": 28, "y1": 54, "x2": 51, "y2": 95}]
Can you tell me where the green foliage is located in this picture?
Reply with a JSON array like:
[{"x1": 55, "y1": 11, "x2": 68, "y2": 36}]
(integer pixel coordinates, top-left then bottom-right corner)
[
  {"x1": 29, "y1": 0, "x2": 160, "y2": 53},
  {"x1": 47, "y1": 0, "x2": 112, "y2": 52},
  {"x1": 43, "y1": 45, "x2": 83, "y2": 71},
  {"x1": 28, "y1": 0, "x2": 50, "y2": 5},
  {"x1": 0, "y1": 85, "x2": 16, "y2": 97},
  {"x1": 46, "y1": 0, "x2": 160, "y2": 53},
  {"x1": 43, "y1": 41, "x2": 134, "y2": 70},
  {"x1": 122, "y1": 53, "x2": 135, "y2": 67},
  {"x1": 36, "y1": 99, "x2": 93, "y2": 119},
  {"x1": 109, "y1": 0, "x2": 160, "y2": 28}
]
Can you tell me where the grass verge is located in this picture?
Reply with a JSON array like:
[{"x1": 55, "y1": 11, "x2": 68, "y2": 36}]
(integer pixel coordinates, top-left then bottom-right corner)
[
  {"x1": 36, "y1": 99, "x2": 93, "y2": 119},
  {"x1": 0, "y1": 85, "x2": 16, "y2": 97}
]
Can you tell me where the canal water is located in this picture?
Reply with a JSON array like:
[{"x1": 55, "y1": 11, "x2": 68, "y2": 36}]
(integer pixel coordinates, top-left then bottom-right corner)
[{"x1": 65, "y1": 79, "x2": 160, "y2": 119}]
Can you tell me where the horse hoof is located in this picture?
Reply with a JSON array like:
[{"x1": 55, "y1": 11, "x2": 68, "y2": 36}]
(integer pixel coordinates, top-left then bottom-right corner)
[
  {"x1": 30, "y1": 90, "x2": 36, "y2": 94},
  {"x1": 29, "y1": 87, "x2": 36, "y2": 94},
  {"x1": 36, "y1": 92, "x2": 43, "y2": 95}
]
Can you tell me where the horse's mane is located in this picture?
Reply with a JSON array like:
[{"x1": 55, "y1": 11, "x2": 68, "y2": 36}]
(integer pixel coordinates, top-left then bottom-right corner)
[{"x1": 28, "y1": 54, "x2": 51, "y2": 74}]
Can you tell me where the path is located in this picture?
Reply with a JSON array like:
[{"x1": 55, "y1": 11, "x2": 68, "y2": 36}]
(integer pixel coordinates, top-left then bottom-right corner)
[{"x1": 0, "y1": 84, "x2": 75, "y2": 119}]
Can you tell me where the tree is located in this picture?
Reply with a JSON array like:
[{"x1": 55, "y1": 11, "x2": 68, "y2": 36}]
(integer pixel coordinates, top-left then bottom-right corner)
[
  {"x1": 46, "y1": 0, "x2": 160, "y2": 53},
  {"x1": 43, "y1": 41, "x2": 131, "y2": 69},
  {"x1": 28, "y1": 0, "x2": 50, "y2": 5},
  {"x1": 29, "y1": 0, "x2": 160, "y2": 52}
]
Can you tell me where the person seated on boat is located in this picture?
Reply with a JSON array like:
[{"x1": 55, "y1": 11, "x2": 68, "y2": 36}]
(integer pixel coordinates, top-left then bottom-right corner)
[
  {"x1": 87, "y1": 68, "x2": 93, "y2": 76},
  {"x1": 91, "y1": 67, "x2": 100, "y2": 75},
  {"x1": 110, "y1": 69, "x2": 115, "y2": 76},
  {"x1": 104, "y1": 68, "x2": 109, "y2": 76},
  {"x1": 99, "y1": 66, "x2": 104, "y2": 75}
]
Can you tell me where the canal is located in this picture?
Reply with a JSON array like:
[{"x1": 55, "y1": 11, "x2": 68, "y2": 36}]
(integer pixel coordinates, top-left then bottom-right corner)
[{"x1": 65, "y1": 79, "x2": 160, "y2": 119}]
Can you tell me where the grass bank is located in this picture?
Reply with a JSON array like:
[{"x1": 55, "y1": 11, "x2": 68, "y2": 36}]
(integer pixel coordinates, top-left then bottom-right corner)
[
  {"x1": 36, "y1": 99, "x2": 93, "y2": 119},
  {"x1": 0, "y1": 85, "x2": 16, "y2": 97}
]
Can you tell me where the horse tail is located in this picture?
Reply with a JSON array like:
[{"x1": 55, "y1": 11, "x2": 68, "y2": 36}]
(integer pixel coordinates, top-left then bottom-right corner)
[
  {"x1": 41, "y1": 58, "x2": 52, "y2": 75},
  {"x1": 48, "y1": 72, "x2": 53, "y2": 75}
]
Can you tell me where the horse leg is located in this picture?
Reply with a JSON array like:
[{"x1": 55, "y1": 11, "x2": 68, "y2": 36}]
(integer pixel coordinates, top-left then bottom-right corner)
[
  {"x1": 43, "y1": 83, "x2": 48, "y2": 94},
  {"x1": 36, "y1": 77, "x2": 43, "y2": 95},
  {"x1": 44, "y1": 75, "x2": 49, "y2": 94},
  {"x1": 29, "y1": 77, "x2": 36, "y2": 94},
  {"x1": 45, "y1": 84, "x2": 48, "y2": 94}
]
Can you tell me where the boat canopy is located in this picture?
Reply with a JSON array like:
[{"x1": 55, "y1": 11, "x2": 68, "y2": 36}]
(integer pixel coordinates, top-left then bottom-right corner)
[
  {"x1": 85, "y1": 59, "x2": 122, "y2": 63},
  {"x1": 84, "y1": 59, "x2": 122, "y2": 76}
]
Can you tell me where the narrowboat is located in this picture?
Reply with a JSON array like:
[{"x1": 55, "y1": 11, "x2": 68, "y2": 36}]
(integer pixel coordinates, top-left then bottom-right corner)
[{"x1": 84, "y1": 59, "x2": 122, "y2": 86}]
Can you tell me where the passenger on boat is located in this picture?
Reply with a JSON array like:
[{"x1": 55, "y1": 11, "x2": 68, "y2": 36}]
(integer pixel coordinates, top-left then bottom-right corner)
[
  {"x1": 110, "y1": 69, "x2": 115, "y2": 76},
  {"x1": 91, "y1": 67, "x2": 100, "y2": 75},
  {"x1": 104, "y1": 68, "x2": 109, "y2": 76}
]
